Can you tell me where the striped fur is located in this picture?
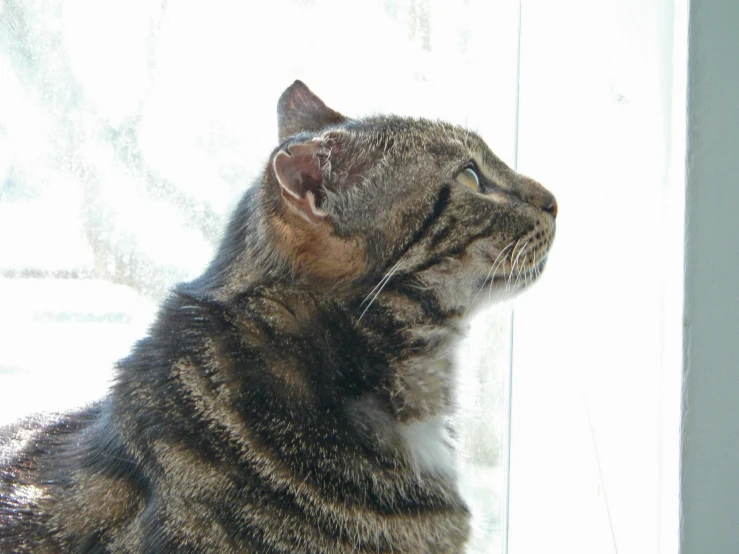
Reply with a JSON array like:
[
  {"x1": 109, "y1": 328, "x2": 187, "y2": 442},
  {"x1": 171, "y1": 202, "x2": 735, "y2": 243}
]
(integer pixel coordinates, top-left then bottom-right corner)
[{"x1": 0, "y1": 81, "x2": 556, "y2": 553}]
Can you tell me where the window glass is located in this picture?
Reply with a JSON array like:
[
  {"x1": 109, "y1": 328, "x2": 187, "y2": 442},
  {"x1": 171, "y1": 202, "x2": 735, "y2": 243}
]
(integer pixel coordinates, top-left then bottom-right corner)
[{"x1": 508, "y1": 3, "x2": 683, "y2": 553}]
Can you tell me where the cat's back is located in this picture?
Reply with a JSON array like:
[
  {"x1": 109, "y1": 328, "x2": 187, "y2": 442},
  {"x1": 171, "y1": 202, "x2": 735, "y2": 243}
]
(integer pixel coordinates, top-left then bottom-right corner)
[{"x1": 0, "y1": 405, "x2": 148, "y2": 553}]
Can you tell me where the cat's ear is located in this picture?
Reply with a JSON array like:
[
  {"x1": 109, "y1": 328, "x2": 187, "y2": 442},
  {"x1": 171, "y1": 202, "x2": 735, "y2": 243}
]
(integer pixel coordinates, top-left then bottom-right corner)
[
  {"x1": 273, "y1": 140, "x2": 328, "y2": 224},
  {"x1": 277, "y1": 81, "x2": 346, "y2": 142}
]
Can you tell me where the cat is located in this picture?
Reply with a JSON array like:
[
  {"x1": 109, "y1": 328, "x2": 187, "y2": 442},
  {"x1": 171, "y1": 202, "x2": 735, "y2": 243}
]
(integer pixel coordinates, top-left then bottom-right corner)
[{"x1": 0, "y1": 80, "x2": 556, "y2": 553}]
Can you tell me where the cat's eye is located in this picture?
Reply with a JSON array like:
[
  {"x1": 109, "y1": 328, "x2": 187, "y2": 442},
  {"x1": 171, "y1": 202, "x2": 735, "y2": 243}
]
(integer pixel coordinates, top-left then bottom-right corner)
[{"x1": 456, "y1": 164, "x2": 481, "y2": 192}]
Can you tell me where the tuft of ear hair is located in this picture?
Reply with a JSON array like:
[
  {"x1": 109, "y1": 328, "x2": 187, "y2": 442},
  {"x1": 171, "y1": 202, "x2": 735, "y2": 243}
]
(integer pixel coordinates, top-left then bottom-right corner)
[
  {"x1": 273, "y1": 141, "x2": 328, "y2": 224},
  {"x1": 277, "y1": 80, "x2": 347, "y2": 142}
]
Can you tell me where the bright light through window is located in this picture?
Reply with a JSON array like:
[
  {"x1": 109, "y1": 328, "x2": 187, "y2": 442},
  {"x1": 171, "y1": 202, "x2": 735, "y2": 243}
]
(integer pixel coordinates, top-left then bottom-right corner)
[{"x1": 0, "y1": 2, "x2": 684, "y2": 553}]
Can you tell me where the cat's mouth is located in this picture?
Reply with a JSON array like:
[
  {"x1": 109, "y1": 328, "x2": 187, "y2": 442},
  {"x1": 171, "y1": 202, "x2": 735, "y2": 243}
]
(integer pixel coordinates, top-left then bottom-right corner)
[{"x1": 477, "y1": 253, "x2": 549, "y2": 293}]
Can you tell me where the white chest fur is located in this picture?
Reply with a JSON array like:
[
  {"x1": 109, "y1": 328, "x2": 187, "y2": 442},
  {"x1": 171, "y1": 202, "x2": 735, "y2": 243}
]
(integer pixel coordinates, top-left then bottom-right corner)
[{"x1": 398, "y1": 415, "x2": 455, "y2": 477}]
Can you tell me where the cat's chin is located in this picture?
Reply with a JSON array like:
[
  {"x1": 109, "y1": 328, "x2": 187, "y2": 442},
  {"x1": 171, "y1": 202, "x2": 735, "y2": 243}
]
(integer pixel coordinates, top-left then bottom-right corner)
[{"x1": 467, "y1": 262, "x2": 549, "y2": 310}]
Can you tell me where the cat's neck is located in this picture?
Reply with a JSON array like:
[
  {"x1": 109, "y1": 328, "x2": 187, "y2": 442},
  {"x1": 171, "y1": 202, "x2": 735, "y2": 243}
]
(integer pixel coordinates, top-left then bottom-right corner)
[
  {"x1": 244, "y1": 285, "x2": 464, "y2": 422},
  {"x1": 240, "y1": 287, "x2": 462, "y2": 476},
  {"x1": 177, "y1": 272, "x2": 464, "y2": 428}
]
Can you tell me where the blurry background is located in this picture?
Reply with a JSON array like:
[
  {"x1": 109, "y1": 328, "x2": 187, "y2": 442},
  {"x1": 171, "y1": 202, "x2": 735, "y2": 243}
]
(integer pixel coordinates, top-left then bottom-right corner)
[{"x1": 0, "y1": 1, "x2": 690, "y2": 553}]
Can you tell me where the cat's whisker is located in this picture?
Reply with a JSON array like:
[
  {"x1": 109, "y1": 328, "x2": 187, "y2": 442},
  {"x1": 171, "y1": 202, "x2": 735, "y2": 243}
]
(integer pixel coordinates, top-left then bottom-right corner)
[
  {"x1": 359, "y1": 262, "x2": 404, "y2": 320},
  {"x1": 520, "y1": 244, "x2": 531, "y2": 285},
  {"x1": 360, "y1": 260, "x2": 403, "y2": 307},
  {"x1": 534, "y1": 250, "x2": 542, "y2": 282},
  {"x1": 530, "y1": 249, "x2": 541, "y2": 287},
  {"x1": 466, "y1": 241, "x2": 515, "y2": 314},
  {"x1": 507, "y1": 240, "x2": 529, "y2": 292},
  {"x1": 536, "y1": 251, "x2": 546, "y2": 283},
  {"x1": 513, "y1": 244, "x2": 532, "y2": 290},
  {"x1": 504, "y1": 239, "x2": 521, "y2": 293},
  {"x1": 514, "y1": 251, "x2": 529, "y2": 289},
  {"x1": 487, "y1": 241, "x2": 517, "y2": 302},
  {"x1": 522, "y1": 251, "x2": 531, "y2": 289},
  {"x1": 496, "y1": 239, "x2": 516, "y2": 298}
]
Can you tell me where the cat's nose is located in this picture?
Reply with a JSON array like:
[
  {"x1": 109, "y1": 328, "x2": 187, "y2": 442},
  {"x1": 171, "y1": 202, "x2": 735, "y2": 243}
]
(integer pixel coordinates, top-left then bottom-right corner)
[
  {"x1": 517, "y1": 176, "x2": 558, "y2": 219},
  {"x1": 542, "y1": 193, "x2": 558, "y2": 218}
]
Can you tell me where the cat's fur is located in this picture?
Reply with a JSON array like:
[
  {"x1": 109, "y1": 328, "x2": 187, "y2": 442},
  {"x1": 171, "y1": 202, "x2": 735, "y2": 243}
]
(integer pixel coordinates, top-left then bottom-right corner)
[{"x1": 0, "y1": 81, "x2": 556, "y2": 553}]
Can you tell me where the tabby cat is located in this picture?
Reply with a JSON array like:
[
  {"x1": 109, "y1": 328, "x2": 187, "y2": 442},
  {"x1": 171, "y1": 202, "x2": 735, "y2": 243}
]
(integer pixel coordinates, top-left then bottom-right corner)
[{"x1": 0, "y1": 81, "x2": 556, "y2": 553}]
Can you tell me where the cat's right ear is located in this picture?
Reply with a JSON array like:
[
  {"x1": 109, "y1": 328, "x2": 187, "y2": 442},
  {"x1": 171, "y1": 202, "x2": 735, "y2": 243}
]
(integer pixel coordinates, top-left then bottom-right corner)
[
  {"x1": 277, "y1": 81, "x2": 346, "y2": 142},
  {"x1": 273, "y1": 140, "x2": 327, "y2": 224}
]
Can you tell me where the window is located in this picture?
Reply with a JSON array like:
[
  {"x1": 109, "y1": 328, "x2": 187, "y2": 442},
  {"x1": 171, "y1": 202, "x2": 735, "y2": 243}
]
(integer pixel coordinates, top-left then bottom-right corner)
[
  {"x1": 0, "y1": 1, "x2": 685, "y2": 553},
  {"x1": 508, "y1": 3, "x2": 685, "y2": 553}
]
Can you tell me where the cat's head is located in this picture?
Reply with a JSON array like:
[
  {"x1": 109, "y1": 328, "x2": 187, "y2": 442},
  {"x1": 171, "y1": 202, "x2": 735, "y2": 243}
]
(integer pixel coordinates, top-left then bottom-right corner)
[
  {"x1": 196, "y1": 81, "x2": 555, "y2": 318},
  {"x1": 261, "y1": 81, "x2": 556, "y2": 316}
]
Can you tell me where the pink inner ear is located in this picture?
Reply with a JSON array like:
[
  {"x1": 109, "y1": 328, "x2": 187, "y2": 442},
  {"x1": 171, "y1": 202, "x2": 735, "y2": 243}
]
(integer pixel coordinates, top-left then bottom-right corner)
[{"x1": 273, "y1": 144, "x2": 328, "y2": 224}]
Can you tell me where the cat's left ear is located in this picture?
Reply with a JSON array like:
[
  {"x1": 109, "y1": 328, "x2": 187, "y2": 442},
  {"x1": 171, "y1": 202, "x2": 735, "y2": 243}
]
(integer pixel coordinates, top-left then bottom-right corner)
[
  {"x1": 277, "y1": 81, "x2": 347, "y2": 142},
  {"x1": 273, "y1": 140, "x2": 328, "y2": 224}
]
